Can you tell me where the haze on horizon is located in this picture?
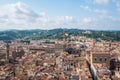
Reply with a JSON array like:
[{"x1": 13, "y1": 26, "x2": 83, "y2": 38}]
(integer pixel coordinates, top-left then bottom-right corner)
[{"x1": 0, "y1": 0, "x2": 120, "y2": 30}]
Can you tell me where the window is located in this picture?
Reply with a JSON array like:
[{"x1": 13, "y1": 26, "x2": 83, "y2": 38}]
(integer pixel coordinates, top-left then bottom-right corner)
[
  {"x1": 95, "y1": 58, "x2": 97, "y2": 61},
  {"x1": 100, "y1": 58, "x2": 102, "y2": 61},
  {"x1": 104, "y1": 58, "x2": 107, "y2": 61}
]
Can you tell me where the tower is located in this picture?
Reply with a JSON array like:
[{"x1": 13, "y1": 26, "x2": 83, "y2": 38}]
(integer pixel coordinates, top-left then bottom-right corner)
[
  {"x1": 62, "y1": 32, "x2": 66, "y2": 41},
  {"x1": 62, "y1": 31, "x2": 68, "y2": 42},
  {"x1": 6, "y1": 43, "x2": 10, "y2": 62},
  {"x1": 62, "y1": 31, "x2": 68, "y2": 49}
]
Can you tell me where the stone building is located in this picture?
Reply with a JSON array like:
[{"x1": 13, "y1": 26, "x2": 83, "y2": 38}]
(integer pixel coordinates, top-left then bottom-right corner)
[{"x1": 91, "y1": 51, "x2": 110, "y2": 68}]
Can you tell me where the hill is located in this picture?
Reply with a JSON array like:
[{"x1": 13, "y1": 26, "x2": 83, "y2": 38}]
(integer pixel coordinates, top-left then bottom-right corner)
[{"x1": 0, "y1": 28, "x2": 120, "y2": 41}]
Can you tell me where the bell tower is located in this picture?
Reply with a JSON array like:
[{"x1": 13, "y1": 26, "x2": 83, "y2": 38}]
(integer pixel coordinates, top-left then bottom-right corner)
[{"x1": 6, "y1": 43, "x2": 10, "y2": 62}]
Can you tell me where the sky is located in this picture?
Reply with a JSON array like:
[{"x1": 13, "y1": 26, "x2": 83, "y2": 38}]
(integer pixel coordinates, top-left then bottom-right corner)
[{"x1": 0, "y1": 0, "x2": 120, "y2": 30}]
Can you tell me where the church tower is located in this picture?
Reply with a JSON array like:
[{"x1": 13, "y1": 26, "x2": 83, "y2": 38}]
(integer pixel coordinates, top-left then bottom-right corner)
[{"x1": 6, "y1": 43, "x2": 10, "y2": 62}]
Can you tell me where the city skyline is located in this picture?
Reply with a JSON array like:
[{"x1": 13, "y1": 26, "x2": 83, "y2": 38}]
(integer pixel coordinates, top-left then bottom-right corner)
[{"x1": 0, "y1": 0, "x2": 120, "y2": 30}]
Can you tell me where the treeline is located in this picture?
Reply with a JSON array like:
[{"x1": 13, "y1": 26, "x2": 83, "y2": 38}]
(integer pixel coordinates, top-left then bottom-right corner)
[
  {"x1": 83, "y1": 31, "x2": 120, "y2": 41},
  {"x1": 0, "y1": 29, "x2": 120, "y2": 41}
]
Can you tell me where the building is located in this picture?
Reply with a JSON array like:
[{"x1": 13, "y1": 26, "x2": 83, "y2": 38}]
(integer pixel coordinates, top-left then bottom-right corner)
[
  {"x1": 90, "y1": 51, "x2": 111, "y2": 80},
  {"x1": 55, "y1": 41, "x2": 64, "y2": 54},
  {"x1": 91, "y1": 51, "x2": 110, "y2": 68}
]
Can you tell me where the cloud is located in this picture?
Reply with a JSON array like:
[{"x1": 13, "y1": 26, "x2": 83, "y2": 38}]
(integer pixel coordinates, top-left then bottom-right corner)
[
  {"x1": 0, "y1": 2, "x2": 77, "y2": 29},
  {"x1": 0, "y1": 2, "x2": 38, "y2": 24},
  {"x1": 55, "y1": 16, "x2": 73, "y2": 27},
  {"x1": 0, "y1": 2, "x2": 78, "y2": 29},
  {"x1": 80, "y1": 4, "x2": 108, "y2": 17},
  {"x1": 80, "y1": 5, "x2": 91, "y2": 11},
  {"x1": 94, "y1": 9, "x2": 107, "y2": 15},
  {"x1": 39, "y1": 12, "x2": 46, "y2": 17},
  {"x1": 83, "y1": 18, "x2": 92, "y2": 23},
  {"x1": 65, "y1": 16, "x2": 73, "y2": 21},
  {"x1": 0, "y1": 2, "x2": 50, "y2": 29},
  {"x1": 94, "y1": 0, "x2": 109, "y2": 5},
  {"x1": 0, "y1": 2, "x2": 119, "y2": 30}
]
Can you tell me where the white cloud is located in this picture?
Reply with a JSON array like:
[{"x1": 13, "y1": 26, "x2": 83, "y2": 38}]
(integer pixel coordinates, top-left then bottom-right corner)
[
  {"x1": 94, "y1": 0, "x2": 109, "y2": 5},
  {"x1": 39, "y1": 12, "x2": 46, "y2": 17},
  {"x1": 56, "y1": 16, "x2": 73, "y2": 22},
  {"x1": 80, "y1": 5, "x2": 108, "y2": 17},
  {"x1": 80, "y1": 5, "x2": 91, "y2": 11},
  {"x1": 65, "y1": 16, "x2": 73, "y2": 21},
  {"x1": 0, "y1": 2, "x2": 39, "y2": 24},
  {"x1": 0, "y1": 2, "x2": 78, "y2": 29},
  {"x1": 0, "y1": 2, "x2": 119, "y2": 30},
  {"x1": 83, "y1": 18, "x2": 92, "y2": 23},
  {"x1": 0, "y1": 2, "x2": 76, "y2": 29},
  {"x1": 94, "y1": 9, "x2": 107, "y2": 15},
  {"x1": 55, "y1": 16, "x2": 73, "y2": 26},
  {"x1": 0, "y1": 2, "x2": 51, "y2": 29}
]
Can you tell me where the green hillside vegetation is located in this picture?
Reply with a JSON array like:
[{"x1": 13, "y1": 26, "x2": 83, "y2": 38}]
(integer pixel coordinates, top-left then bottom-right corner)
[{"x1": 0, "y1": 29, "x2": 120, "y2": 41}]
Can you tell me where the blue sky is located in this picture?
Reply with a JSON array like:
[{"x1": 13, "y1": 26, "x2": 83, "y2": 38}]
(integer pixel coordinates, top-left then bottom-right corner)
[{"x1": 0, "y1": 0, "x2": 120, "y2": 30}]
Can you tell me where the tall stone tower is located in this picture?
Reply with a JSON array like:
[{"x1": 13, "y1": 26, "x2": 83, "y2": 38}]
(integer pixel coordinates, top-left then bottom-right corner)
[
  {"x1": 62, "y1": 32, "x2": 67, "y2": 42},
  {"x1": 6, "y1": 43, "x2": 10, "y2": 62},
  {"x1": 62, "y1": 31, "x2": 68, "y2": 49},
  {"x1": 62, "y1": 32, "x2": 65, "y2": 41}
]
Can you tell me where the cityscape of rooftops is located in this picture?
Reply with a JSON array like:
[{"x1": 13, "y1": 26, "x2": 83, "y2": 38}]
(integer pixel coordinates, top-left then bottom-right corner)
[{"x1": 0, "y1": 0, "x2": 120, "y2": 80}]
